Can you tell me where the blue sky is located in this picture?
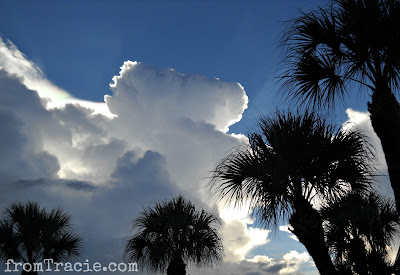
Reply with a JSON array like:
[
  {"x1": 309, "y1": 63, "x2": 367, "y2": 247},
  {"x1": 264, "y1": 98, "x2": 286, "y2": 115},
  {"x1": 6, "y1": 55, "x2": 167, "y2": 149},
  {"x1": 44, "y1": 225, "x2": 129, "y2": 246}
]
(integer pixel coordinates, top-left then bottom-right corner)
[
  {"x1": 0, "y1": 1, "x2": 388, "y2": 275},
  {"x1": 0, "y1": 0, "x2": 370, "y2": 132}
]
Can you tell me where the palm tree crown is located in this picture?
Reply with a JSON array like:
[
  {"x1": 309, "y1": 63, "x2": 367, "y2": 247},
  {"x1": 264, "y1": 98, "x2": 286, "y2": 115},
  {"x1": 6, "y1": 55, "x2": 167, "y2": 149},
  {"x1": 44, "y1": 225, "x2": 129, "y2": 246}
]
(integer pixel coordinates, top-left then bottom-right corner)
[
  {"x1": 280, "y1": 0, "x2": 400, "y2": 214},
  {"x1": 124, "y1": 196, "x2": 223, "y2": 275},
  {"x1": 211, "y1": 111, "x2": 371, "y2": 226},
  {"x1": 210, "y1": 111, "x2": 373, "y2": 275},
  {"x1": 0, "y1": 201, "x2": 82, "y2": 274},
  {"x1": 321, "y1": 192, "x2": 400, "y2": 274},
  {"x1": 280, "y1": 0, "x2": 400, "y2": 107}
]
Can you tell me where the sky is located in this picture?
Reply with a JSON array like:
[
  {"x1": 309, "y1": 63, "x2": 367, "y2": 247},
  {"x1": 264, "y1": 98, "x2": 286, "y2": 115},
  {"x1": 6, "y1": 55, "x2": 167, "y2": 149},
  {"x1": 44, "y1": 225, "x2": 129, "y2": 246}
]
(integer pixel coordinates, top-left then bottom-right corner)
[{"x1": 0, "y1": 1, "x2": 393, "y2": 275}]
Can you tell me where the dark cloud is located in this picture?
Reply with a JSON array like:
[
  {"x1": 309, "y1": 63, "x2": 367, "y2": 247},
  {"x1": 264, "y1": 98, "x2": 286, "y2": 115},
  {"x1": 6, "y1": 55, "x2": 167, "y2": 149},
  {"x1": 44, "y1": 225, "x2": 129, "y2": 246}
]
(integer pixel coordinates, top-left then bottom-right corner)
[{"x1": 14, "y1": 178, "x2": 98, "y2": 191}]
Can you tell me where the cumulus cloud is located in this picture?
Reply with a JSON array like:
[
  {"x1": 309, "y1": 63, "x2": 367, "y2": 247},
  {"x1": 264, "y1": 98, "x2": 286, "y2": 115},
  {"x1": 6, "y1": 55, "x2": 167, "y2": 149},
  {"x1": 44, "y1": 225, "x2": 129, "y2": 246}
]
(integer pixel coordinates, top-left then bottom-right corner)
[
  {"x1": 246, "y1": 251, "x2": 311, "y2": 275},
  {"x1": 219, "y1": 204, "x2": 271, "y2": 262},
  {"x1": 106, "y1": 61, "x2": 248, "y2": 133},
  {"x1": 103, "y1": 60, "x2": 248, "y2": 203},
  {"x1": 0, "y1": 70, "x2": 60, "y2": 188},
  {"x1": 5, "y1": 38, "x2": 388, "y2": 275},
  {"x1": 280, "y1": 251, "x2": 311, "y2": 274},
  {"x1": 0, "y1": 38, "x2": 282, "y2": 275}
]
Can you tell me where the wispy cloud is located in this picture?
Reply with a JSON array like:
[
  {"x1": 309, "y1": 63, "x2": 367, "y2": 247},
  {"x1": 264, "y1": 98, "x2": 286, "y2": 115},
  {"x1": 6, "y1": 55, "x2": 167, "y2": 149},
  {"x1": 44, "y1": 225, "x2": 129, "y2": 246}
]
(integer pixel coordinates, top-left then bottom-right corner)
[{"x1": 0, "y1": 38, "x2": 114, "y2": 117}]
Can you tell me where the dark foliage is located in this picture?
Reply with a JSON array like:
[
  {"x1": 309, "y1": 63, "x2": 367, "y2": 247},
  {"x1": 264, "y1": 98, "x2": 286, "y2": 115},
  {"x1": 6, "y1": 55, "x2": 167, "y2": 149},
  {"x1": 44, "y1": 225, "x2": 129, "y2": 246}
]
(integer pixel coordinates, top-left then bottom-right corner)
[{"x1": 124, "y1": 196, "x2": 223, "y2": 274}]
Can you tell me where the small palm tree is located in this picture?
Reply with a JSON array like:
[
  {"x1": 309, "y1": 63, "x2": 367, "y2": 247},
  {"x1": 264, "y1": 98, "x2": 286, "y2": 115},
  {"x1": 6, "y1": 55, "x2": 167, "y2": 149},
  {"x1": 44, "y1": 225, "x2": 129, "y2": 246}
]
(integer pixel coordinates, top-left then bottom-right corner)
[
  {"x1": 322, "y1": 192, "x2": 400, "y2": 275},
  {"x1": 210, "y1": 111, "x2": 372, "y2": 275},
  {"x1": 124, "y1": 196, "x2": 223, "y2": 275},
  {"x1": 0, "y1": 201, "x2": 82, "y2": 275}
]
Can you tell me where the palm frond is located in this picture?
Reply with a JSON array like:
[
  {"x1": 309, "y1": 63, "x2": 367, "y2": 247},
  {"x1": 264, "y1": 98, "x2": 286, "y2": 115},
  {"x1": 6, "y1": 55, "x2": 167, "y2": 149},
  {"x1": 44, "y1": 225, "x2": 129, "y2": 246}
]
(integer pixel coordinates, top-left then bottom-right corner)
[
  {"x1": 321, "y1": 191, "x2": 400, "y2": 272},
  {"x1": 279, "y1": 0, "x2": 400, "y2": 108},
  {"x1": 210, "y1": 110, "x2": 373, "y2": 230},
  {"x1": 124, "y1": 196, "x2": 223, "y2": 273},
  {"x1": 0, "y1": 201, "x2": 82, "y2": 265}
]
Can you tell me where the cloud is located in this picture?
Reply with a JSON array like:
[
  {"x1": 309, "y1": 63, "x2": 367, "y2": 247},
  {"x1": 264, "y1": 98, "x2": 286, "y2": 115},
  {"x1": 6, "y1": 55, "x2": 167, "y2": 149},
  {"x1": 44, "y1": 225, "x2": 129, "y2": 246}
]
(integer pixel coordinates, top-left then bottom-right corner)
[
  {"x1": 0, "y1": 38, "x2": 70, "y2": 100},
  {"x1": 279, "y1": 225, "x2": 299, "y2": 242},
  {"x1": 4, "y1": 38, "x2": 379, "y2": 275},
  {"x1": 0, "y1": 38, "x2": 271, "y2": 274},
  {"x1": 189, "y1": 251, "x2": 315, "y2": 275},
  {"x1": 343, "y1": 109, "x2": 392, "y2": 198},
  {"x1": 222, "y1": 219, "x2": 270, "y2": 262},
  {"x1": 102, "y1": 60, "x2": 248, "y2": 203},
  {"x1": 0, "y1": 37, "x2": 113, "y2": 117},
  {"x1": 245, "y1": 251, "x2": 312, "y2": 275},
  {"x1": 106, "y1": 61, "x2": 248, "y2": 133},
  {"x1": 280, "y1": 251, "x2": 311, "y2": 274},
  {"x1": 0, "y1": 71, "x2": 60, "y2": 188}
]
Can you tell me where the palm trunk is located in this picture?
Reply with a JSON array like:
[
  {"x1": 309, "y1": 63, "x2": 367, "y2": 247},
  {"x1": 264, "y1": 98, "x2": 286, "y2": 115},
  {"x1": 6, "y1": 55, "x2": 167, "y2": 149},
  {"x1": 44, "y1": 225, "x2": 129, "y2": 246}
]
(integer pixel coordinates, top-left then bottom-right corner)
[
  {"x1": 289, "y1": 204, "x2": 337, "y2": 275},
  {"x1": 167, "y1": 255, "x2": 186, "y2": 275},
  {"x1": 368, "y1": 86, "x2": 400, "y2": 214}
]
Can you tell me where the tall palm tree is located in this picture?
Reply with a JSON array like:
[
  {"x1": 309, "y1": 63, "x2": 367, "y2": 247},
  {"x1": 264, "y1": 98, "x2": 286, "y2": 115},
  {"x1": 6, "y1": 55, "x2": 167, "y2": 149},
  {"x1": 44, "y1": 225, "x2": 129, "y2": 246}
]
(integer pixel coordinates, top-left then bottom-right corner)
[
  {"x1": 124, "y1": 196, "x2": 223, "y2": 275},
  {"x1": 280, "y1": 0, "x2": 400, "y2": 213},
  {"x1": 321, "y1": 192, "x2": 400, "y2": 275},
  {"x1": 210, "y1": 111, "x2": 372, "y2": 275},
  {"x1": 0, "y1": 201, "x2": 82, "y2": 275}
]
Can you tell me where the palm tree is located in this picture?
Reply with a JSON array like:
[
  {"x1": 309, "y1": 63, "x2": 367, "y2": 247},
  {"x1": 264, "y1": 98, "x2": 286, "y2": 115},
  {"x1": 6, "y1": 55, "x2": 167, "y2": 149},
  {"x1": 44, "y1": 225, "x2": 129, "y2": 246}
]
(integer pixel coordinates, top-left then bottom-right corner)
[
  {"x1": 124, "y1": 196, "x2": 223, "y2": 275},
  {"x1": 0, "y1": 201, "x2": 82, "y2": 275},
  {"x1": 280, "y1": 0, "x2": 400, "y2": 213},
  {"x1": 321, "y1": 192, "x2": 400, "y2": 274},
  {"x1": 210, "y1": 111, "x2": 372, "y2": 275}
]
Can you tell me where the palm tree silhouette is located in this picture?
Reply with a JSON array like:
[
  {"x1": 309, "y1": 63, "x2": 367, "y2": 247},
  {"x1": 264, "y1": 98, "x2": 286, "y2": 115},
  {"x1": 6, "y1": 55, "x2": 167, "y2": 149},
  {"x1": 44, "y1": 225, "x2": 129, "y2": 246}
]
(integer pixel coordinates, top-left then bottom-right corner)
[
  {"x1": 280, "y1": 0, "x2": 400, "y2": 213},
  {"x1": 322, "y1": 192, "x2": 400, "y2": 274},
  {"x1": 0, "y1": 201, "x2": 82, "y2": 275},
  {"x1": 124, "y1": 196, "x2": 223, "y2": 275},
  {"x1": 210, "y1": 111, "x2": 372, "y2": 275}
]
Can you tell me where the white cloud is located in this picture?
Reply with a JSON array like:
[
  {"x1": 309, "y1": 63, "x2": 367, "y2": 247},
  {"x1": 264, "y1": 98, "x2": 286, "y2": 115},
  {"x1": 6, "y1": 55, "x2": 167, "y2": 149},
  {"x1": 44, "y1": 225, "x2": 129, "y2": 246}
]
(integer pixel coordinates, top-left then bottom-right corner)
[
  {"x1": 0, "y1": 37, "x2": 114, "y2": 117},
  {"x1": 188, "y1": 252, "x2": 316, "y2": 275},
  {"x1": 343, "y1": 108, "x2": 392, "y2": 198},
  {"x1": 0, "y1": 38, "x2": 267, "y2": 275},
  {"x1": 280, "y1": 251, "x2": 311, "y2": 274},
  {"x1": 3, "y1": 37, "x2": 389, "y2": 275},
  {"x1": 103, "y1": 60, "x2": 248, "y2": 202},
  {"x1": 106, "y1": 60, "x2": 248, "y2": 133},
  {"x1": 222, "y1": 219, "x2": 271, "y2": 262},
  {"x1": 279, "y1": 225, "x2": 299, "y2": 242},
  {"x1": 218, "y1": 203, "x2": 271, "y2": 262},
  {"x1": 248, "y1": 255, "x2": 274, "y2": 263},
  {"x1": 0, "y1": 71, "x2": 60, "y2": 186}
]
